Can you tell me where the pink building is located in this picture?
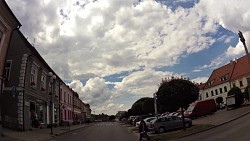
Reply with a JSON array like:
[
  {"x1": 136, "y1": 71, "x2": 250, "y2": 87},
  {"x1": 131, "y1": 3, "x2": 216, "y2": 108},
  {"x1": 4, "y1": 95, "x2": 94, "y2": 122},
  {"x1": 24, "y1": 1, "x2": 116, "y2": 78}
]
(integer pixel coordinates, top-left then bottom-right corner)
[{"x1": 60, "y1": 83, "x2": 74, "y2": 125}]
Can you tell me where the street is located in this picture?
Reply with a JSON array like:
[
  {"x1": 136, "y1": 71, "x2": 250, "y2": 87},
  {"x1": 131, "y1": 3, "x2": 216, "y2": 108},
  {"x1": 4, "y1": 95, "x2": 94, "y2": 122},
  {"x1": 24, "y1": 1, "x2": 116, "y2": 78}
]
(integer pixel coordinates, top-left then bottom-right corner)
[
  {"x1": 175, "y1": 112, "x2": 250, "y2": 141},
  {"x1": 49, "y1": 122, "x2": 138, "y2": 141}
]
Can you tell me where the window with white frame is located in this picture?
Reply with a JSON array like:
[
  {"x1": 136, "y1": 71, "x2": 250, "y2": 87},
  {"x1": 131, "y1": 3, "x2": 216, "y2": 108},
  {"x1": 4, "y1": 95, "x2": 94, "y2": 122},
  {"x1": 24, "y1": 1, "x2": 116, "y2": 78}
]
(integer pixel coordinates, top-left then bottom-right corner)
[
  {"x1": 30, "y1": 65, "x2": 38, "y2": 86},
  {"x1": 4, "y1": 60, "x2": 12, "y2": 81},
  {"x1": 40, "y1": 73, "x2": 46, "y2": 91}
]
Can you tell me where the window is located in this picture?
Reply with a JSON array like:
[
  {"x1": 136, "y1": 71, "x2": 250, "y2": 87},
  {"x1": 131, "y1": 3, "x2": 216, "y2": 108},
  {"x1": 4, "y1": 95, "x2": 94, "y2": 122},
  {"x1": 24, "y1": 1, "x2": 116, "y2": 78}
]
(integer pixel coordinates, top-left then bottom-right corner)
[
  {"x1": 215, "y1": 89, "x2": 218, "y2": 95},
  {"x1": 68, "y1": 94, "x2": 69, "y2": 104},
  {"x1": 64, "y1": 91, "x2": 66, "y2": 102},
  {"x1": 211, "y1": 91, "x2": 214, "y2": 96},
  {"x1": 208, "y1": 80, "x2": 214, "y2": 86},
  {"x1": 232, "y1": 82, "x2": 236, "y2": 87},
  {"x1": 40, "y1": 74, "x2": 46, "y2": 91},
  {"x1": 4, "y1": 60, "x2": 12, "y2": 81},
  {"x1": 224, "y1": 86, "x2": 227, "y2": 92},
  {"x1": 60, "y1": 88, "x2": 62, "y2": 101},
  {"x1": 239, "y1": 80, "x2": 243, "y2": 87},
  {"x1": 220, "y1": 74, "x2": 228, "y2": 81},
  {"x1": 55, "y1": 83, "x2": 59, "y2": 98},
  {"x1": 220, "y1": 88, "x2": 223, "y2": 94},
  {"x1": 206, "y1": 92, "x2": 208, "y2": 98},
  {"x1": 30, "y1": 66, "x2": 38, "y2": 87}
]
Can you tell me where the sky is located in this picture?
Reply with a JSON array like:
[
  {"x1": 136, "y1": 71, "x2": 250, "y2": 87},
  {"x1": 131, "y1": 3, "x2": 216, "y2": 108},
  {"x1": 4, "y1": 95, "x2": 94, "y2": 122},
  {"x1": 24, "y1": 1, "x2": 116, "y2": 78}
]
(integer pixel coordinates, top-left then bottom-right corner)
[{"x1": 6, "y1": 0, "x2": 250, "y2": 115}]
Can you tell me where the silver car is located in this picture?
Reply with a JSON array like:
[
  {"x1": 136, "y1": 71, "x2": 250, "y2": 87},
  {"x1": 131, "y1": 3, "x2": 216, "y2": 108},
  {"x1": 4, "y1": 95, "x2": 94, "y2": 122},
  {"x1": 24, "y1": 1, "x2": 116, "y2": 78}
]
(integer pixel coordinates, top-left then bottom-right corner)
[
  {"x1": 148, "y1": 116, "x2": 192, "y2": 133},
  {"x1": 135, "y1": 117, "x2": 157, "y2": 129}
]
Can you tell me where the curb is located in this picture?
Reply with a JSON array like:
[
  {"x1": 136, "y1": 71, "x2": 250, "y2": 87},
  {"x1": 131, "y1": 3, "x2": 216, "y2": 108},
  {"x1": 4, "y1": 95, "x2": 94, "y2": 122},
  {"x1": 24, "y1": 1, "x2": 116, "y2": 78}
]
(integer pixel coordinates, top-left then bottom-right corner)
[{"x1": 47, "y1": 124, "x2": 90, "y2": 140}]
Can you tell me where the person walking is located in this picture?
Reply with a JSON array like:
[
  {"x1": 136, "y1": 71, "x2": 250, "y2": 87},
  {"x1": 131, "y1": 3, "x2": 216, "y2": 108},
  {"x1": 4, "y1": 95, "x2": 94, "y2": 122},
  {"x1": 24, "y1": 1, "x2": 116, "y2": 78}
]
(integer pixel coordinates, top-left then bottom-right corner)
[{"x1": 138, "y1": 117, "x2": 150, "y2": 141}]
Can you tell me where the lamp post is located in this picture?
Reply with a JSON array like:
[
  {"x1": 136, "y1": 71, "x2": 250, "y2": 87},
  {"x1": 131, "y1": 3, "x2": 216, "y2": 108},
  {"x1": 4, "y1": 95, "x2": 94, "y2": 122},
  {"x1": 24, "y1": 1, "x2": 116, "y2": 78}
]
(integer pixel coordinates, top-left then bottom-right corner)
[
  {"x1": 48, "y1": 72, "x2": 56, "y2": 135},
  {"x1": 238, "y1": 31, "x2": 250, "y2": 102},
  {"x1": 238, "y1": 31, "x2": 250, "y2": 64}
]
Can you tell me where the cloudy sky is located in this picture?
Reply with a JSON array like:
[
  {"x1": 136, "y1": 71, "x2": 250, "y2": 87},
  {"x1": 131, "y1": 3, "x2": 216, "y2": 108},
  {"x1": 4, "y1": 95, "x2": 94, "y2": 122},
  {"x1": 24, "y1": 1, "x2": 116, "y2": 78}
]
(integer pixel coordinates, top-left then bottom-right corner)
[{"x1": 6, "y1": 0, "x2": 250, "y2": 115}]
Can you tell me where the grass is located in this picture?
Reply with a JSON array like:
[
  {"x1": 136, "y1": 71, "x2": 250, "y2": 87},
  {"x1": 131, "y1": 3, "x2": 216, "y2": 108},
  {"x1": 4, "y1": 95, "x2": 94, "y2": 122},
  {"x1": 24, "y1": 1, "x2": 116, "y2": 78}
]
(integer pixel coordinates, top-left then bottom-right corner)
[{"x1": 150, "y1": 124, "x2": 214, "y2": 141}]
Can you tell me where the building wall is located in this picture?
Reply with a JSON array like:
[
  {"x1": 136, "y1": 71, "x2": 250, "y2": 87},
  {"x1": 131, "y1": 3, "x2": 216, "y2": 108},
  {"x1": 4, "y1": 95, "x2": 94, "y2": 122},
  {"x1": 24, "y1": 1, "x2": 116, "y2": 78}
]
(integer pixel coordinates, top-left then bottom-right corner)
[
  {"x1": 60, "y1": 83, "x2": 73, "y2": 125},
  {"x1": 202, "y1": 82, "x2": 231, "y2": 103},
  {"x1": 3, "y1": 30, "x2": 60, "y2": 131}
]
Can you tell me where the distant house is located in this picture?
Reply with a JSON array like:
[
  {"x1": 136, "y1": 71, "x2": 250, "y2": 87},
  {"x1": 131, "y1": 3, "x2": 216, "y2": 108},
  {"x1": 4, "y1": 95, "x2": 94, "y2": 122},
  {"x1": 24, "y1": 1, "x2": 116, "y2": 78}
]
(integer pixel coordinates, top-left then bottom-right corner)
[{"x1": 200, "y1": 54, "x2": 250, "y2": 104}]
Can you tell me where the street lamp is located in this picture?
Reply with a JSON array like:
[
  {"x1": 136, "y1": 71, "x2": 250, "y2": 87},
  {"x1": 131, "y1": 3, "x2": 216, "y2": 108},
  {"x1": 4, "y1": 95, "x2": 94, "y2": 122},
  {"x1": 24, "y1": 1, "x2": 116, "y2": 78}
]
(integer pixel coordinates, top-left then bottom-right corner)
[
  {"x1": 48, "y1": 72, "x2": 56, "y2": 135},
  {"x1": 238, "y1": 31, "x2": 250, "y2": 102}
]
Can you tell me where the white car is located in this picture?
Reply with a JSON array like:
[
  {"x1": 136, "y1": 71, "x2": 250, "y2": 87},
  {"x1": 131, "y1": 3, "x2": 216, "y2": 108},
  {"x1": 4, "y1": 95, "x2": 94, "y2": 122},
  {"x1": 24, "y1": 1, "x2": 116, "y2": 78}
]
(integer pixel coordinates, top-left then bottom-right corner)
[{"x1": 135, "y1": 117, "x2": 157, "y2": 128}]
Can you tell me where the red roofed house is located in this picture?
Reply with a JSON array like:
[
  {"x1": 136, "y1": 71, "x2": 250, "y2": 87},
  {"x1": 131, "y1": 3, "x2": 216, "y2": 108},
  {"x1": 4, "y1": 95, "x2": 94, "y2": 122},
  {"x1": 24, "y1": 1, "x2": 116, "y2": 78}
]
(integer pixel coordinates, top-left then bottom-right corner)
[{"x1": 201, "y1": 54, "x2": 250, "y2": 104}]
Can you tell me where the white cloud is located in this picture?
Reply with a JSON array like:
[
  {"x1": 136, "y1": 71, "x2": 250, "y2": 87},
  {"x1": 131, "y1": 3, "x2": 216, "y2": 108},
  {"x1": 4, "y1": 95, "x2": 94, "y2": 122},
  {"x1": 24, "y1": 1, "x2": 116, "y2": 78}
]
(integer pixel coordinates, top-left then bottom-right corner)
[
  {"x1": 6, "y1": 0, "x2": 250, "y2": 114},
  {"x1": 191, "y1": 77, "x2": 208, "y2": 83}
]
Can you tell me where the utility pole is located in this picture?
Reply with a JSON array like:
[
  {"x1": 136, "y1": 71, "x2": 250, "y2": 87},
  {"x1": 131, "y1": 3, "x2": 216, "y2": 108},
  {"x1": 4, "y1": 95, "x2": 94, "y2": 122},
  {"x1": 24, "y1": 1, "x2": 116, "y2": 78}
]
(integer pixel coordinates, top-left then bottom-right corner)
[
  {"x1": 238, "y1": 31, "x2": 250, "y2": 102},
  {"x1": 153, "y1": 92, "x2": 159, "y2": 141},
  {"x1": 238, "y1": 31, "x2": 250, "y2": 64}
]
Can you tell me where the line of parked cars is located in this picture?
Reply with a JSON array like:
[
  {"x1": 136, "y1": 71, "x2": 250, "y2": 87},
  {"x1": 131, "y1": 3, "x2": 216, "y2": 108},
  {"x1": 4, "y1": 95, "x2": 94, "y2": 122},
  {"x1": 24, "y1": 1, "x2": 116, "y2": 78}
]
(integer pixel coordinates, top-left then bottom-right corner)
[
  {"x1": 128, "y1": 99, "x2": 219, "y2": 134},
  {"x1": 131, "y1": 112, "x2": 192, "y2": 134}
]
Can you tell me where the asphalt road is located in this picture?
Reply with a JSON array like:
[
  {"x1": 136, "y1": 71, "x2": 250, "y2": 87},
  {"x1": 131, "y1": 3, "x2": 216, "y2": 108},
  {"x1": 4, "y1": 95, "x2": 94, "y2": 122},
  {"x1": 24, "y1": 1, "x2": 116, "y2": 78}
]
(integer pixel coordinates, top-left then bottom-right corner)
[
  {"x1": 175, "y1": 113, "x2": 250, "y2": 141},
  {"x1": 50, "y1": 122, "x2": 138, "y2": 141}
]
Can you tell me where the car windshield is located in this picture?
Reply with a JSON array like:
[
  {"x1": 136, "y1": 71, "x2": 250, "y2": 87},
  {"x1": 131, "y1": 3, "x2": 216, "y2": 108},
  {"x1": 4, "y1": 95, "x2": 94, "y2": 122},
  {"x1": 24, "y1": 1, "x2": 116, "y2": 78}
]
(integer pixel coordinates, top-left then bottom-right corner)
[{"x1": 186, "y1": 105, "x2": 195, "y2": 112}]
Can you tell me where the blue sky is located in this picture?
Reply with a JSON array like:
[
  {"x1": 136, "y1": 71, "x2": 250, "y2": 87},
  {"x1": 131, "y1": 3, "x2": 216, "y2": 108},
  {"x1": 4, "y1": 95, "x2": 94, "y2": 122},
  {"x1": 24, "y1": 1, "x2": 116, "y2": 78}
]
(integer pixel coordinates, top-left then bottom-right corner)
[{"x1": 6, "y1": 0, "x2": 250, "y2": 115}]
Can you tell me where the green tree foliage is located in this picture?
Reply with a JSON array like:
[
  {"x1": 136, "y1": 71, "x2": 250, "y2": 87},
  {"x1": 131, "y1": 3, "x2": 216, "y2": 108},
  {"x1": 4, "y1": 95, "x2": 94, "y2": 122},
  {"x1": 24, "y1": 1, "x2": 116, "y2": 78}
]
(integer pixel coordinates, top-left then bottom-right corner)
[
  {"x1": 215, "y1": 97, "x2": 223, "y2": 104},
  {"x1": 131, "y1": 97, "x2": 154, "y2": 115},
  {"x1": 227, "y1": 87, "x2": 244, "y2": 107},
  {"x1": 156, "y1": 78, "x2": 199, "y2": 113},
  {"x1": 109, "y1": 115, "x2": 116, "y2": 121},
  {"x1": 156, "y1": 78, "x2": 199, "y2": 130}
]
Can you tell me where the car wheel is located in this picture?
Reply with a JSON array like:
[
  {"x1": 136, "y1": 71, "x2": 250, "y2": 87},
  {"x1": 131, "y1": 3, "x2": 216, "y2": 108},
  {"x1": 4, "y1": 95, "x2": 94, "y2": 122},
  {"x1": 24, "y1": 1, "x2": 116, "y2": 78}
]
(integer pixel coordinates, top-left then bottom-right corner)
[
  {"x1": 185, "y1": 122, "x2": 191, "y2": 128},
  {"x1": 158, "y1": 127, "x2": 165, "y2": 133}
]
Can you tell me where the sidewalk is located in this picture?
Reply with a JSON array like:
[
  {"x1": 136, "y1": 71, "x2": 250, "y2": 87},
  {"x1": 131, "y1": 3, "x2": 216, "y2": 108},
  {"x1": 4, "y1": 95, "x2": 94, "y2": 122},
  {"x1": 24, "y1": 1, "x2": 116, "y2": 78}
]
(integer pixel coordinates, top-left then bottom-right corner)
[
  {"x1": 193, "y1": 105, "x2": 250, "y2": 126},
  {"x1": 123, "y1": 105, "x2": 250, "y2": 140},
  {"x1": 0, "y1": 124, "x2": 90, "y2": 141}
]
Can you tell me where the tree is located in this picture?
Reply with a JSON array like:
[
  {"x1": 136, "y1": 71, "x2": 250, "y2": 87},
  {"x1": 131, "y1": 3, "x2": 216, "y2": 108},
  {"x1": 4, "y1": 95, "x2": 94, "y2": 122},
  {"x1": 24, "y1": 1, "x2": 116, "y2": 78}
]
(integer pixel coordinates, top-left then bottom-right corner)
[
  {"x1": 227, "y1": 87, "x2": 244, "y2": 108},
  {"x1": 156, "y1": 78, "x2": 199, "y2": 113},
  {"x1": 156, "y1": 78, "x2": 199, "y2": 130},
  {"x1": 131, "y1": 97, "x2": 154, "y2": 115},
  {"x1": 109, "y1": 115, "x2": 116, "y2": 121}
]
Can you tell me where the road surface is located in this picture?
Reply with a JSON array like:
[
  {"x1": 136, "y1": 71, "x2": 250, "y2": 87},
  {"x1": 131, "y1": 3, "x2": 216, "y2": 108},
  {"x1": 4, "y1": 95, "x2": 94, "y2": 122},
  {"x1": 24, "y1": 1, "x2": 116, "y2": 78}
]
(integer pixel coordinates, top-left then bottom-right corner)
[
  {"x1": 175, "y1": 113, "x2": 250, "y2": 141},
  {"x1": 50, "y1": 122, "x2": 138, "y2": 141}
]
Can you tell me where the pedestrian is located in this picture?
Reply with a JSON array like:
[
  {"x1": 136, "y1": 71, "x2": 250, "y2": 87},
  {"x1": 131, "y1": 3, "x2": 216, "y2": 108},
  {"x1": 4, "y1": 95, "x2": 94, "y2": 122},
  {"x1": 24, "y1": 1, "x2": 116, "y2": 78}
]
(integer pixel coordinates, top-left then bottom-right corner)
[{"x1": 138, "y1": 117, "x2": 150, "y2": 141}]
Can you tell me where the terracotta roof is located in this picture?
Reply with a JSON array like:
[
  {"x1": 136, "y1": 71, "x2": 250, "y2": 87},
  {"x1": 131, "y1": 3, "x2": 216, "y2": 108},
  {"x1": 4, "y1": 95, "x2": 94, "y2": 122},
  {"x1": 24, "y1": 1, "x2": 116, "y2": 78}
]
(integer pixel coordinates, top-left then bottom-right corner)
[
  {"x1": 230, "y1": 54, "x2": 250, "y2": 81},
  {"x1": 204, "y1": 60, "x2": 235, "y2": 89},
  {"x1": 197, "y1": 83, "x2": 206, "y2": 90}
]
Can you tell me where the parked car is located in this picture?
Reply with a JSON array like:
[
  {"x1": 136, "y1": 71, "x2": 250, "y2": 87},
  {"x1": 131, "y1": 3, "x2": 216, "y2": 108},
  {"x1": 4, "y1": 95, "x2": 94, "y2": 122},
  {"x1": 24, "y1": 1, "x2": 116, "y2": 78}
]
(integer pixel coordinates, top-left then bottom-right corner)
[
  {"x1": 135, "y1": 117, "x2": 157, "y2": 129},
  {"x1": 161, "y1": 112, "x2": 170, "y2": 117},
  {"x1": 148, "y1": 116, "x2": 192, "y2": 133},
  {"x1": 184, "y1": 99, "x2": 217, "y2": 119}
]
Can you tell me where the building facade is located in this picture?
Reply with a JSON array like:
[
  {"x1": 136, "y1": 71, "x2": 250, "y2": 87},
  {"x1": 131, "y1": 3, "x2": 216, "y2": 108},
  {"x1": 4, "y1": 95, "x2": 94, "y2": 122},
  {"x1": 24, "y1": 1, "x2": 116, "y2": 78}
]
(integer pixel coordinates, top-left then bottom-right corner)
[
  {"x1": 2, "y1": 30, "x2": 61, "y2": 131},
  {"x1": 60, "y1": 83, "x2": 73, "y2": 125},
  {"x1": 0, "y1": 1, "x2": 21, "y2": 127},
  {"x1": 200, "y1": 54, "x2": 250, "y2": 104}
]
